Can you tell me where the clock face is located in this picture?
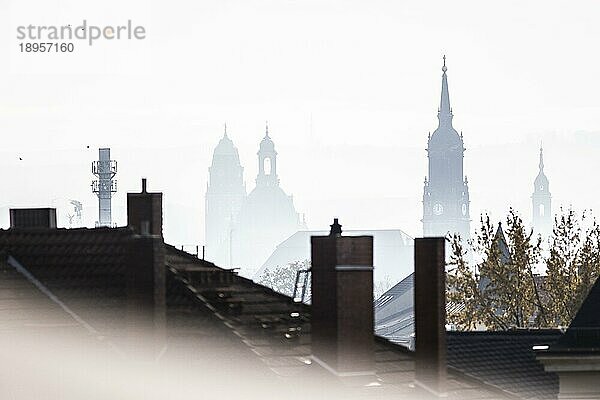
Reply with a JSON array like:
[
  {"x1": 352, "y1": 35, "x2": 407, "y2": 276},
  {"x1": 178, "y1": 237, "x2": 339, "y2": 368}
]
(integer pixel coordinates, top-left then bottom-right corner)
[
  {"x1": 462, "y1": 203, "x2": 467, "y2": 216},
  {"x1": 433, "y1": 203, "x2": 444, "y2": 216}
]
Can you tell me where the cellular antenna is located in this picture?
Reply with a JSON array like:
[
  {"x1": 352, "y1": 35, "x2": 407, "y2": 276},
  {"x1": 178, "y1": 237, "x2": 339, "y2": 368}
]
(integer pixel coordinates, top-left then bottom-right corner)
[{"x1": 91, "y1": 148, "x2": 117, "y2": 227}]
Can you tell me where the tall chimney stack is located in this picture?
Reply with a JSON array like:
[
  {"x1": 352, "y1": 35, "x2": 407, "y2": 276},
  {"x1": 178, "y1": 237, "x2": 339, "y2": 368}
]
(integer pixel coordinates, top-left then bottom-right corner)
[
  {"x1": 126, "y1": 179, "x2": 165, "y2": 345},
  {"x1": 414, "y1": 237, "x2": 447, "y2": 396},
  {"x1": 310, "y1": 219, "x2": 374, "y2": 376}
]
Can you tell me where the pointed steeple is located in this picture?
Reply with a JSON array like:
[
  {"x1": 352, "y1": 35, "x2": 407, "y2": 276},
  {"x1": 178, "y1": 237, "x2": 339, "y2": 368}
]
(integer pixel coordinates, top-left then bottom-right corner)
[
  {"x1": 532, "y1": 145, "x2": 552, "y2": 237},
  {"x1": 265, "y1": 121, "x2": 270, "y2": 138},
  {"x1": 534, "y1": 145, "x2": 549, "y2": 192},
  {"x1": 438, "y1": 55, "x2": 453, "y2": 128},
  {"x1": 224, "y1": 122, "x2": 228, "y2": 138}
]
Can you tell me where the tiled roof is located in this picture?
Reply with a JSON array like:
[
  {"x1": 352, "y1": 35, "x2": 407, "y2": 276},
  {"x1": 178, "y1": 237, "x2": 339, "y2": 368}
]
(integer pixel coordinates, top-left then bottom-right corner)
[
  {"x1": 0, "y1": 257, "x2": 88, "y2": 337},
  {"x1": 448, "y1": 331, "x2": 560, "y2": 400},
  {"x1": 0, "y1": 226, "x2": 554, "y2": 399},
  {"x1": 375, "y1": 272, "x2": 562, "y2": 399},
  {"x1": 0, "y1": 227, "x2": 131, "y2": 337}
]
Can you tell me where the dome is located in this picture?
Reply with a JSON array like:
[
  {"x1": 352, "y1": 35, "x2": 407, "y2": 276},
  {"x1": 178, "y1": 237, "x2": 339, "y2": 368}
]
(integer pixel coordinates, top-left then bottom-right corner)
[
  {"x1": 428, "y1": 126, "x2": 463, "y2": 151},
  {"x1": 534, "y1": 148, "x2": 549, "y2": 191},
  {"x1": 214, "y1": 134, "x2": 239, "y2": 157},
  {"x1": 259, "y1": 134, "x2": 276, "y2": 154},
  {"x1": 211, "y1": 133, "x2": 243, "y2": 168},
  {"x1": 534, "y1": 171, "x2": 549, "y2": 189}
]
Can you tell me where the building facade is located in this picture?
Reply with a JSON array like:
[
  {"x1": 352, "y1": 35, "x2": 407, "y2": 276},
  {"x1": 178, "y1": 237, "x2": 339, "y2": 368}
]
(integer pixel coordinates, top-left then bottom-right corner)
[
  {"x1": 532, "y1": 147, "x2": 552, "y2": 238},
  {"x1": 422, "y1": 58, "x2": 471, "y2": 241}
]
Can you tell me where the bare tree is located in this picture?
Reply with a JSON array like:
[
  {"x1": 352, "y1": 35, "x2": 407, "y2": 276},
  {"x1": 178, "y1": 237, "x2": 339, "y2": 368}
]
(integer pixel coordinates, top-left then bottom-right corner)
[{"x1": 257, "y1": 260, "x2": 310, "y2": 297}]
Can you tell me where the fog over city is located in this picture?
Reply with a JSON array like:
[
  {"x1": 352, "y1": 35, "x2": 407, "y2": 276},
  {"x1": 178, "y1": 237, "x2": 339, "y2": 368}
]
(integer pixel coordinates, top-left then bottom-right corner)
[{"x1": 2, "y1": 0, "x2": 600, "y2": 248}]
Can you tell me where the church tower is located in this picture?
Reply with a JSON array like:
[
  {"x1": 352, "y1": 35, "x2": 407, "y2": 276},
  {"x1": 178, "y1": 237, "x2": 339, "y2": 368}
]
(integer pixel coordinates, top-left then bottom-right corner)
[
  {"x1": 422, "y1": 57, "x2": 471, "y2": 241},
  {"x1": 532, "y1": 146, "x2": 552, "y2": 237},
  {"x1": 232, "y1": 123, "x2": 306, "y2": 276},
  {"x1": 205, "y1": 125, "x2": 247, "y2": 268},
  {"x1": 256, "y1": 124, "x2": 279, "y2": 187}
]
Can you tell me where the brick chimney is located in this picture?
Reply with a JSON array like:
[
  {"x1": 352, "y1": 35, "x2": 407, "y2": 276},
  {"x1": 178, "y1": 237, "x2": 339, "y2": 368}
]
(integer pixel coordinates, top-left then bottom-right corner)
[
  {"x1": 310, "y1": 218, "x2": 374, "y2": 376},
  {"x1": 127, "y1": 178, "x2": 162, "y2": 236},
  {"x1": 414, "y1": 237, "x2": 447, "y2": 396},
  {"x1": 10, "y1": 208, "x2": 57, "y2": 229},
  {"x1": 126, "y1": 179, "x2": 165, "y2": 343}
]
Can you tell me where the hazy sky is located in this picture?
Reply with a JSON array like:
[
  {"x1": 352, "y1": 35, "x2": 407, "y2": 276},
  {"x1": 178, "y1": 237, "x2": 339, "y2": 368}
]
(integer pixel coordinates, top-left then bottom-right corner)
[{"x1": 1, "y1": 0, "x2": 600, "y2": 247}]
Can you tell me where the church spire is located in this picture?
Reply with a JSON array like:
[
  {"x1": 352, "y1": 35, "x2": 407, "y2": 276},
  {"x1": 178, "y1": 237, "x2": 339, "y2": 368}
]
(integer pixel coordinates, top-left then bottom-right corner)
[
  {"x1": 539, "y1": 145, "x2": 544, "y2": 172},
  {"x1": 438, "y1": 55, "x2": 453, "y2": 127},
  {"x1": 224, "y1": 122, "x2": 228, "y2": 138},
  {"x1": 265, "y1": 121, "x2": 270, "y2": 138}
]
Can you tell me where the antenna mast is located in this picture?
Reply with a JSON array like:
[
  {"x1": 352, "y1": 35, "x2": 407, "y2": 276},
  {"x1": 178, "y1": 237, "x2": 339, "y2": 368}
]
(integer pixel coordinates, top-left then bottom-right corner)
[{"x1": 91, "y1": 148, "x2": 117, "y2": 227}]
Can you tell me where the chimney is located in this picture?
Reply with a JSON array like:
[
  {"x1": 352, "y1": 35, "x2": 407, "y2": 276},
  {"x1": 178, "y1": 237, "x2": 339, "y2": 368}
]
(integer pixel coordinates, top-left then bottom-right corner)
[
  {"x1": 125, "y1": 179, "x2": 165, "y2": 346},
  {"x1": 10, "y1": 208, "x2": 57, "y2": 229},
  {"x1": 414, "y1": 237, "x2": 447, "y2": 396},
  {"x1": 310, "y1": 219, "x2": 374, "y2": 376},
  {"x1": 127, "y1": 178, "x2": 162, "y2": 236}
]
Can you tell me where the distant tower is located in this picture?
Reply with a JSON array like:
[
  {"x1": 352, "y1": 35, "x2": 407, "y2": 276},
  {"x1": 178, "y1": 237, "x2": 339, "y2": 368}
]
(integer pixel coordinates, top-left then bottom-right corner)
[
  {"x1": 232, "y1": 123, "x2": 307, "y2": 275},
  {"x1": 91, "y1": 148, "x2": 117, "y2": 227},
  {"x1": 422, "y1": 56, "x2": 471, "y2": 241},
  {"x1": 532, "y1": 146, "x2": 552, "y2": 237},
  {"x1": 205, "y1": 125, "x2": 247, "y2": 268},
  {"x1": 256, "y1": 122, "x2": 279, "y2": 187}
]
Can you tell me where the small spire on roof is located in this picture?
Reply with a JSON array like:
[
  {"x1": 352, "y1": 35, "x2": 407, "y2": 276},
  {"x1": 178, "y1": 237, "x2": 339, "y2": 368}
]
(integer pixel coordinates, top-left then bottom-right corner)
[
  {"x1": 223, "y1": 123, "x2": 228, "y2": 138},
  {"x1": 539, "y1": 144, "x2": 544, "y2": 171},
  {"x1": 442, "y1": 55, "x2": 447, "y2": 73},
  {"x1": 265, "y1": 121, "x2": 269, "y2": 138}
]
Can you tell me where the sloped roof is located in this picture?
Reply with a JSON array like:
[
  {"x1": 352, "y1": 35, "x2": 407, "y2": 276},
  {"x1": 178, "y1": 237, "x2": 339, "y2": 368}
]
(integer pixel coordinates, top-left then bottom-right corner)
[
  {"x1": 448, "y1": 331, "x2": 560, "y2": 400},
  {"x1": 0, "y1": 225, "x2": 555, "y2": 399},
  {"x1": 375, "y1": 272, "x2": 562, "y2": 399},
  {"x1": 549, "y1": 276, "x2": 600, "y2": 352}
]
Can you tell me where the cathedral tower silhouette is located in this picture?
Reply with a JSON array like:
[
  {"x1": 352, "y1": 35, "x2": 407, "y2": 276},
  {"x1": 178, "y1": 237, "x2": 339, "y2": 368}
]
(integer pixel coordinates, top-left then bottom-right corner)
[
  {"x1": 205, "y1": 125, "x2": 247, "y2": 268},
  {"x1": 532, "y1": 146, "x2": 552, "y2": 237},
  {"x1": 422, "y1": 57, "x2": 471, "y2": 241}
]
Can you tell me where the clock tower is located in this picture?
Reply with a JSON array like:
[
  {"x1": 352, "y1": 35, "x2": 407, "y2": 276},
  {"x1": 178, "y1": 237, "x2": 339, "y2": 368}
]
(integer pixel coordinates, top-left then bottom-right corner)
[{"x1": 422, "y1": 57, "x2": 471, "y2": 242}]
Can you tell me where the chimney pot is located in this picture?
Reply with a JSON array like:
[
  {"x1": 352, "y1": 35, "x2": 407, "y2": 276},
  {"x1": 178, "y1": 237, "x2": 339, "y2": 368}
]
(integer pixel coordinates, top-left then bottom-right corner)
[{"x1": 329, "y1": 218, "x2": 342, "y2": 236}]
